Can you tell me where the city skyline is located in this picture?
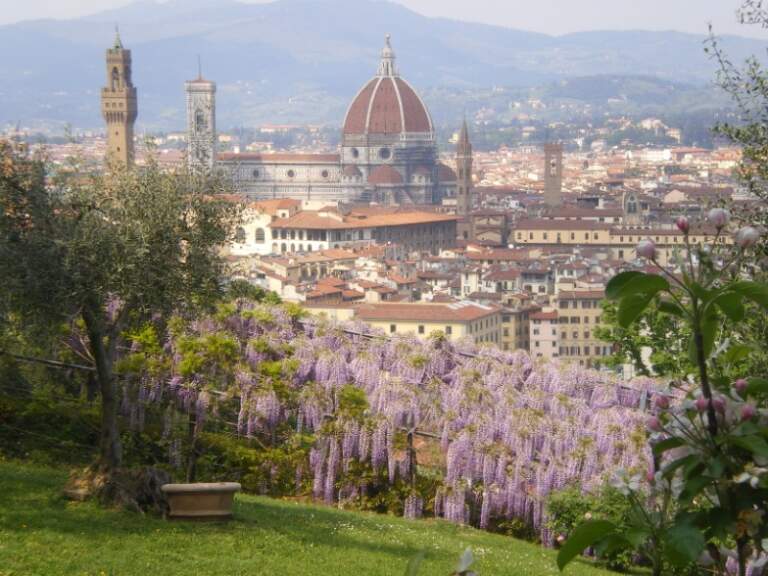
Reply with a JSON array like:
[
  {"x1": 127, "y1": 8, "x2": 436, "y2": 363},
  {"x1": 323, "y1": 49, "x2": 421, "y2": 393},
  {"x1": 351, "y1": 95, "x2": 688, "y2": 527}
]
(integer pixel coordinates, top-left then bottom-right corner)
[{"x1": 0, "y1": 0, "x2": 764, "y2": 39}]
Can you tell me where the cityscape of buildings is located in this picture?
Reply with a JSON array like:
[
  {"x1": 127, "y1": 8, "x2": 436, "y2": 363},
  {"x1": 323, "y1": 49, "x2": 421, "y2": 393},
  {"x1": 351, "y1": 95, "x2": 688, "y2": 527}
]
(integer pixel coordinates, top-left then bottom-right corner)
[{"x1": 5, "y1": 28, "x2": 753, "y2": 379}]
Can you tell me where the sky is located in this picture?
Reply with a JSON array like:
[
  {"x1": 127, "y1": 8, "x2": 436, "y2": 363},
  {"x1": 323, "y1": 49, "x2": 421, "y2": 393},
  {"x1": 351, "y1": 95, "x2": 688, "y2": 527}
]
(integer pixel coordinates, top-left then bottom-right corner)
[{"x1": 0, "y1": 0, "x2": 765, "y2": 38}]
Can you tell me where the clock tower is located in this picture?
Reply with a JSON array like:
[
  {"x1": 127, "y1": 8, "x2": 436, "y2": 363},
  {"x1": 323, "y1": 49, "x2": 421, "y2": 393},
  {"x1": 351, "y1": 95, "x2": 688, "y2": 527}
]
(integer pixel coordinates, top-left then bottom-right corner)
[{"x1": 100, "y1": 28, "x2": 137, "y2": 167}]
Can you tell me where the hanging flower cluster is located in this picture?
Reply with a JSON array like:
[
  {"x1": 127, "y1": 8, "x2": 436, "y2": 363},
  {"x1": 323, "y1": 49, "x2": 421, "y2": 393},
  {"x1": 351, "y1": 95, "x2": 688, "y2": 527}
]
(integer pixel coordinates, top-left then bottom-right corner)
[{"x1": 121, "y1": 301, "x2": 655, "y2": 542}]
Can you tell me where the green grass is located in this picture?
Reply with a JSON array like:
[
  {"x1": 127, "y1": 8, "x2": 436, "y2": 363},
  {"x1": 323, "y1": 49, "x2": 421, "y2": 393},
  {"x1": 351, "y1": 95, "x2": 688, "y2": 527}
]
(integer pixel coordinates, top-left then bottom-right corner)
[{"x1": 0, "y1": 461, "x2": 613, "y2": 576}]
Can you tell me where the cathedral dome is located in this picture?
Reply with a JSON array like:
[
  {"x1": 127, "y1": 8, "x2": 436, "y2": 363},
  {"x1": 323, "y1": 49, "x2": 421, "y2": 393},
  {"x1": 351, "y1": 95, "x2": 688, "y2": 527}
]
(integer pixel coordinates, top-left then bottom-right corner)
[
  {"x1": 342, "y1": 36, "x2": 433, "y2": 137},
  {"x1": 368, "y1": 165, "x2": 404, "y2": 185}
]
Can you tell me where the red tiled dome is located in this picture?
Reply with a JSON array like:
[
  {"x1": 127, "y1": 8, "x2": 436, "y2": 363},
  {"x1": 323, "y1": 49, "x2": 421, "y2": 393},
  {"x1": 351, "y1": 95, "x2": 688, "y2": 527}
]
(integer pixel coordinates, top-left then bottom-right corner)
[
  {"x1": 343, "y1": 165, "x2": 362, "y2": 177},
  {"x1": 412, "y1": 165, "x2": 432, "y2": 176},
  {"x1": 342, "y1": 37, "x2": 433, "y2": 137},
  {"x1": 437, "y1": 163, "x2": 457, "y2": 182},
  {"x1": 368, "y1": 165, "x2": 404, "y2": 185}
]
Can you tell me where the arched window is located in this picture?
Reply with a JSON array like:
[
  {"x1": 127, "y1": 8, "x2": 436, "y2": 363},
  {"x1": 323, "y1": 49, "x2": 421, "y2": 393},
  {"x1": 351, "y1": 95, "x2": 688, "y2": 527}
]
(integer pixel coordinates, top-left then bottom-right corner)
[
  {"x1": 195, "y1": 109, "x2": 207, "y2": 132},
  {"x1": 254, "y1": 228, "x2": 265, "y2": 243},
  {"x1": 281, "y1": 243, "x2": 287, "y2": 253},
  {"x1": 111, "y1": 67, "x2": 120, "y2": 91},
  {"x1": 234, "y1": 227, "x2": 246, "y2": 243}
]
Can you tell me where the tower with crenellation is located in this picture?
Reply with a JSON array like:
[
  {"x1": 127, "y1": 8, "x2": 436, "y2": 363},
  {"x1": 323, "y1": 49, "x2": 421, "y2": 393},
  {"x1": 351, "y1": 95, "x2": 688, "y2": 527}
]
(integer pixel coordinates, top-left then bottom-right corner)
[{"x1": 100, "y1": 28, "x2": 137, "y2": 167}]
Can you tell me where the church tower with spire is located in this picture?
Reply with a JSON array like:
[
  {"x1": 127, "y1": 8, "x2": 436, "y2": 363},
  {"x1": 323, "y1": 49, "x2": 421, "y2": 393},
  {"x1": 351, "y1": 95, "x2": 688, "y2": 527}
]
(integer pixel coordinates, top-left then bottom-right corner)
[
  {"x1": 456, "y1": 118, "x2": 473, "y2": 239},
  {"x1": 101, "y1": 27, "x2": 137, "y2": 167},
  {"x1": 185, "y1": 59, "x2": 217, "y2": 174}
]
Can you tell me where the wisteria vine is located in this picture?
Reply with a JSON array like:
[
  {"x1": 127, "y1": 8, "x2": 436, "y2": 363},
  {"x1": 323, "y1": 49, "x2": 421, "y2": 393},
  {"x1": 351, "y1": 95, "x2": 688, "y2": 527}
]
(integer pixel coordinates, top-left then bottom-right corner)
[{"x1": 119, "y1": 301, "x2": 658, "y2": 543}]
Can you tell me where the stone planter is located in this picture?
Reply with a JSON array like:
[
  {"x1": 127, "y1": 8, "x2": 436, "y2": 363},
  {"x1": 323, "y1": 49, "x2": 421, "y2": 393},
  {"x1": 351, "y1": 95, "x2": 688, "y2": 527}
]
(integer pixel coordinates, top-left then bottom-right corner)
[{"x1": 161, "y1": 482, "x2": 241, "y2": 520}]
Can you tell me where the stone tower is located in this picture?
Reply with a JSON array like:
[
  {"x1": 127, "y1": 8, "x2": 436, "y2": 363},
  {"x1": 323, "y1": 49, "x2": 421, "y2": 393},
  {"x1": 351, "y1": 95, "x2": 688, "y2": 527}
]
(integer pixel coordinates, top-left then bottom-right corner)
[
  {"x1": 101, "y1": 28, "x2": 137, "y2": 167},
  {"x1": 456, "y1": 118, "x2": 473, "y2": 240},
  {"x1": 543, "y1": 142, "x2": 563, "y2": 207},
  {"x1": 185, "y1": 64, "x2": 216, "y2": 174}
]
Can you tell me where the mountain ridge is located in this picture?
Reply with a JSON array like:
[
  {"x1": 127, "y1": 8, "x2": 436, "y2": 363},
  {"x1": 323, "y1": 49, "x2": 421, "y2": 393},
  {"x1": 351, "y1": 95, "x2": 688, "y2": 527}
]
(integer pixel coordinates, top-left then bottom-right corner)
[{"x1": 0, "y1": 0, "x2": 761, "y2": 131}]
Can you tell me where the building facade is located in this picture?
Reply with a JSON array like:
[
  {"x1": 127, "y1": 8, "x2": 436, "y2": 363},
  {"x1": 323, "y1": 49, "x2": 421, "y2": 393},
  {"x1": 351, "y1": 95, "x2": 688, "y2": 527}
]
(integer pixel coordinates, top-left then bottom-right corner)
[
  {"x1": 355, "y1": 301, "x2": 502, "y2": 345},
  {"x1": 101, "y1": 29, "x2": 137, "y2": 167},
  {"x1": 201, "y1": 36, "x2": 457, "y2": 204}
]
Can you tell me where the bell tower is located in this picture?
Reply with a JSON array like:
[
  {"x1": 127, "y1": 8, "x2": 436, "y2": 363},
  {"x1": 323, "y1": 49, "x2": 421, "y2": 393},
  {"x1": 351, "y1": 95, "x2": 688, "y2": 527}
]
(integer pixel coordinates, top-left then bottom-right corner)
[
  {"x1": 101, "y1": 27, "x2": 137, "y2": 167},
  {"x1": 185, "y1": 60, "x2": 217, "y2": 174},
  {"x1": 456, "y1": 118, "x2": 473, "y2": 240},
  {"x1": 543, "y1": 142, "x2": 563, "y2": 207}
]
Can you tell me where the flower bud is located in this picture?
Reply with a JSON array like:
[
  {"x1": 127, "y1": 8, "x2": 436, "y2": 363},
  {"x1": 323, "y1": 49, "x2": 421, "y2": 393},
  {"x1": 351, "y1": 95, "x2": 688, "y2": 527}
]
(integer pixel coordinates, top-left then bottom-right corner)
[
  {"x1": 676, "y1": 216, "x2": 690, "y2": 233},
  {"x1": 734, "y1": 378, "x2": 749, "y2": 395},
  {"x1": 741, "y1": 404, "x2": 756, "y2": 422},
  {"x1": 735, "y1": 226, "x2": 760, "y2": 249},
  {"x1": 636, "y1": 239, "x2": 656, "y2": 259},
  {"x1": 654, "y1": 395, "x2": 670, "y2": 410},
  {"x1": 695, "y1": 397, "x2": 710, "y2": 412},
  {"x1": 707, "y1": 208, "x2": 730, "y2": 229},
  {"x1": 647, "y1": 416, "x2": 662, "y2": 432},
  {"x1": 712, "y1": 396, "x2": 726, "y2": 414}
]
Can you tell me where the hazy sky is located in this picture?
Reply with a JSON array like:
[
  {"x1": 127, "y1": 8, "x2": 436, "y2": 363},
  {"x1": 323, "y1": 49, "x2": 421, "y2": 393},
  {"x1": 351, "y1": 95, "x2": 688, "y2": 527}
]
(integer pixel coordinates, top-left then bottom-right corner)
[{"x1": 0, "y1": 0, "x2": 764, "y2": 38}]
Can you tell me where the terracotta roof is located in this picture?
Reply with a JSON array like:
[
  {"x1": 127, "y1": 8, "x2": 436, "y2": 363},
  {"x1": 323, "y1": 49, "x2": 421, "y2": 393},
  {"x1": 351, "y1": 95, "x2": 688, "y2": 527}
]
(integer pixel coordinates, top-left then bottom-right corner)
[
  {"x1": 270, "y1": 210, "x2": 458, "y2": 230},
  {"x1": 368, "y1": 165, "x2": 404, "y2": 185},
  {"x1": 343, "y1": 165, "x2": 362, "y2": 177},
  {"x1": 356, "y1": 301, "x2": 500, "y2": 323},
  {"x1": 217, "y1": 153, "x2": 339, "y2": 164},
  {"x1": 249, "y1": 198, "x2": 301, "y2": 215},
  {"x1": 343, "y1": 76, "x2": 432, "y2": 136},
  {"x1": 483, "y1": 269, "x2": 521, "y2": 281},
  {"x1": 412, "y1": 165, "x2": 432, "y2": 176},
  {"x1": 531, "y1": 311, "x2": 558, "y2": 321},
  {"x1": 467, "y1": 249, "x2": 529, "y2": 262}
]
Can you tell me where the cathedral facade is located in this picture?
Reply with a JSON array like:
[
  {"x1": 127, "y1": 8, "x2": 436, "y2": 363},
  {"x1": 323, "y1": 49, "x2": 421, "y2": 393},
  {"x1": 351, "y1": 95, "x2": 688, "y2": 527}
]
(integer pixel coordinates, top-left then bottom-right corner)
[{"x1": 188, "y1": 36, "x2": 457, "y2": 204}]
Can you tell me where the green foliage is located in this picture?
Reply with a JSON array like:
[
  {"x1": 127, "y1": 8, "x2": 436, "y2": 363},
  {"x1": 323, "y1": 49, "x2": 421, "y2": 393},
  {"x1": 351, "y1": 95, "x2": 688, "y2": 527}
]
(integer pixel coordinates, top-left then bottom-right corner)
[
  {"x1": 0, "y1": 390, "x2": 99, "y2": 466},
  {"x1": 547, "y1": 486, "x2": 635, "y2": 571}
]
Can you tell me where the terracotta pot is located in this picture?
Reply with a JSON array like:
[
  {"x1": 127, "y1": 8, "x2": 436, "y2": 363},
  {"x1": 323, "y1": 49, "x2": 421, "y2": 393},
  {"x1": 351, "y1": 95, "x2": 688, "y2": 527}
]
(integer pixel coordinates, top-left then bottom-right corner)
[{"x1": 161, "y1": 482, "x2": 241, "y2": 520}]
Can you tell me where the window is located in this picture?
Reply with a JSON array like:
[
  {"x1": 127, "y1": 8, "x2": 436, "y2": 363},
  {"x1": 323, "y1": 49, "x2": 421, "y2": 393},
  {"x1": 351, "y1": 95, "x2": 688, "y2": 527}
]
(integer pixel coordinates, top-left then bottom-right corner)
[
  {"x1": 418, "y1": 325, "x2": 425, "y2": 334},
  {"x1": 255, "y1": 228, "x2": 265, "y2": 243},
  {"x1": 535, "y1": 341, "x2": 540, "y2": 348},
  {"x1": 445, "y1": 326, "x2": 452, "y2": 335},
  {"x1": 351, "y1": 148, "x2": 360, "y2": 158},
  {"x1": 321, "y1": 169, "x2": 329, "y2": 178},
  {"x1": 390, "y1": 324, "x2": 396, "y2": 333},
  {"x1": 543, "y1": 232, "x2": 548, "y2": 240},
  {"x1": 287, "y1": 169, "x2": 295, "y2": 178},
  {"x1": 379, "y1": 148, "x2": 391, "y2": 159},
  {"x1": 235, "y1": 227, "x2": 246, "y2": 243},
  {"x1": 252, "y1": 169, "x2": 260, "y2": 178}
]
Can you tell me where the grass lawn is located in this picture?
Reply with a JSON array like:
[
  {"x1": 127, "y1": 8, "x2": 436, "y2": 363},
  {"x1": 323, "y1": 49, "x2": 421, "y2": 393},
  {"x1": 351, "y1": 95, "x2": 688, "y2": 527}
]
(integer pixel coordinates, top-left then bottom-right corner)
[{"x1": 0, "y1": 461, "x2": 613, "y2": 576}]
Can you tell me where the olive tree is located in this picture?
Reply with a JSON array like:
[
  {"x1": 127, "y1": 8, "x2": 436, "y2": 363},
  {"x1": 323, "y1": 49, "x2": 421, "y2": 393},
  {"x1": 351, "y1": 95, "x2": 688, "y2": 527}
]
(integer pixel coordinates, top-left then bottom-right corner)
[{"x1": 0, "y1": 140, "x2": 241, "y2": 476}]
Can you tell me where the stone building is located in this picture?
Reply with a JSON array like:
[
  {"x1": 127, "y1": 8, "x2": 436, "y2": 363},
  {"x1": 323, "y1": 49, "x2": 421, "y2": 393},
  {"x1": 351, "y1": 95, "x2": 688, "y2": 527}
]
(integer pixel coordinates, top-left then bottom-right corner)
[
  {"x1": 101, "y1": 29, "x2": 137, "y2": 167},
  {"x1": 204, "y1": 36, "x2": 457, "y2": 204},
  {"x1": 185, "y1": 69, "x2": 216, "y2": 173}
]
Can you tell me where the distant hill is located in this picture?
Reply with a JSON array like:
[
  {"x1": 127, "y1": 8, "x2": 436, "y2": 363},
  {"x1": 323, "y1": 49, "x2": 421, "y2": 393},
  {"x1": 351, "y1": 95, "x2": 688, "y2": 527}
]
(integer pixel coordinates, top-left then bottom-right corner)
[{"x1": 0, "y1": 0, "x2": 763, "y2": 131}]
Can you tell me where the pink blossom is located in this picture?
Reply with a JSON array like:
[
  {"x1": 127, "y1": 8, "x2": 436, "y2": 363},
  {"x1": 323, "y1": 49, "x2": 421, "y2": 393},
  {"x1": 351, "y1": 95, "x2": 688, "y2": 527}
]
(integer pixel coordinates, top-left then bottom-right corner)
[
  {"x1": 695, "y1": 397, "x2": 710, "y2": 413},
  {"x1": 712, "y1": 396, "x2": 726, "y2": 414},
  {"x1": 707, "y1": 208, "x2": 730, "y2": 229},
  {"x1": 735, "y1": 226, "x2": 760, "y2": 249},
  {"x1": 741, "y1": 404, "x2": 756, "y2": 422},
  {"x1": 636, "y1": 239, "x2": 656, "y2": 259},
  {"x1": 647, "y1": 416, "x2": 662, "y2": 432},
  {"x1": 654, "y1": 395, "x2": 670, "y2": 410},
  {"x1": 675, "y1": 216, "x2": 690, "y2": 233},
  {"x1": 734, "y1": 379, "x2": 749, "y2": 395}
]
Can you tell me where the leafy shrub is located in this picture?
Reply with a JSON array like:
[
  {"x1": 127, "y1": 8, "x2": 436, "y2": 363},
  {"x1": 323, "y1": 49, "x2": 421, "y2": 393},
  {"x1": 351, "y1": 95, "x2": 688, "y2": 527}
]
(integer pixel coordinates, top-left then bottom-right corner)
[{"x1": 547, "y1": 484, "x2": 635, "y2": 571}]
